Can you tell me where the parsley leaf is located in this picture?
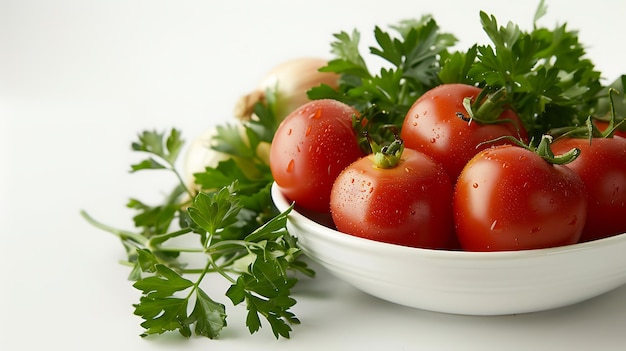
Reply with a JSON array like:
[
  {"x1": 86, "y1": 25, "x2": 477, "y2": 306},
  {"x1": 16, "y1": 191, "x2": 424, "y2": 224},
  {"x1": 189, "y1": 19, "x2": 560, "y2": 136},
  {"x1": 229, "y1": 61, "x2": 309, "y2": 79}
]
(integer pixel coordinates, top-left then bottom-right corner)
[{"x1": 309, "y1": 16, "x2": 457, "y2": 135}]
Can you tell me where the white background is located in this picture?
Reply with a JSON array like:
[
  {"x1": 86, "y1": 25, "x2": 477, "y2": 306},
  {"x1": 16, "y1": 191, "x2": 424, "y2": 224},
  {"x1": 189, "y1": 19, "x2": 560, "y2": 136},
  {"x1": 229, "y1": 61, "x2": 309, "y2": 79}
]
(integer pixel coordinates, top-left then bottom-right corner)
[{"x1": 2, "y1": 0, "x2": 626, "y2": 350}]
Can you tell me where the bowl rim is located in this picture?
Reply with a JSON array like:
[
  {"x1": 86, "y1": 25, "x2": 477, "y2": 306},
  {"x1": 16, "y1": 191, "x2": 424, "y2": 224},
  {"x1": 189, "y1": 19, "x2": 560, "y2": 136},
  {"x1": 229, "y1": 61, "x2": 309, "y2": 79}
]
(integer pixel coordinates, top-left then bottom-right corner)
[{"x1": 271, "y1": 181, "x2": 626, "y2": 261}]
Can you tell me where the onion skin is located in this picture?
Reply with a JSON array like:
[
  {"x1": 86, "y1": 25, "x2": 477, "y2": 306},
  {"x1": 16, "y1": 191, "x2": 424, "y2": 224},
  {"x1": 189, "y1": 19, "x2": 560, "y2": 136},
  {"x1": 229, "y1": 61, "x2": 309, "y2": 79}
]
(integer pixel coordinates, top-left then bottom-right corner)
[
  {"x1": 233, "y1": 57, "x2": 339, "y2": 122},
  {"x1": 183, "y1": 122, "x2": 270, "y2": 192}
]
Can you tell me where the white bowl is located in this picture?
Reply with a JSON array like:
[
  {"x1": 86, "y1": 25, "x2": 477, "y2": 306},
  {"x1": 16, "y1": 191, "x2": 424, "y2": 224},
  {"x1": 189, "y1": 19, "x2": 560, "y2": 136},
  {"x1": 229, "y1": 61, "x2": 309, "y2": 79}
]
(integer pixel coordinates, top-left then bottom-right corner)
[{"x1": 271, "y1": 182, "x2": 626, "y2": 316}]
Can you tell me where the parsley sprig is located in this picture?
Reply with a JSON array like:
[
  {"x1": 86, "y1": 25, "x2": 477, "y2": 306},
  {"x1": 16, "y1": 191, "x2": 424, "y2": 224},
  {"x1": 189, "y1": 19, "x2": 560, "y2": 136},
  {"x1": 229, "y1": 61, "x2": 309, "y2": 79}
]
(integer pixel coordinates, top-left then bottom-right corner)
[
  {"x1": 463, "y1": 1, "x2": 604, "y2": 139},
  {"x1": 82, "y1": 92, "x2": 314, "y2": 340},
  {"x1": 308, "y1": 15, "x2": 457, "y2": 140}
]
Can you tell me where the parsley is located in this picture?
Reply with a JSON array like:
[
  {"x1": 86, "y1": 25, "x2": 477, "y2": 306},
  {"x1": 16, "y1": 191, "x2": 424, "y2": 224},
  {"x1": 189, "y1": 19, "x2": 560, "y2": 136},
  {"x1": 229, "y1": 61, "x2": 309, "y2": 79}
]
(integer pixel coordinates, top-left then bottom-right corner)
[
  {"x1": 463, "y1": 1, "x2": 604, "y2": 139},
  {"x1": 82, "y1": 92, "x2": 314, "y2": 340},
  {"x1": 308, "y1": 15, "x2": 457, "y2": 141}
]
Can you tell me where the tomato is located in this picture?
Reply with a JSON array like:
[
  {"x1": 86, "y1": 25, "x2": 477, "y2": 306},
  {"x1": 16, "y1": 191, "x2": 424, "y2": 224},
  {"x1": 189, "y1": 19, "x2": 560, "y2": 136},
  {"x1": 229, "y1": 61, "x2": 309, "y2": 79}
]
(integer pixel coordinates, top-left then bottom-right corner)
[
  {"x1": 330, "y1": 147, "x2": 457, "y2": 249},
  {"x1": 453, "y1": 144, "x2": 587, "y2": 252},
  {"x1": 551, "y1": 136, "x2": 626, "y2": 242},
  {"x1": 400, "y1": 83, "x2": 528, "y2": 180},
  {"x1": 270, "y1": 99, "x2": 364, "y2": 213}
]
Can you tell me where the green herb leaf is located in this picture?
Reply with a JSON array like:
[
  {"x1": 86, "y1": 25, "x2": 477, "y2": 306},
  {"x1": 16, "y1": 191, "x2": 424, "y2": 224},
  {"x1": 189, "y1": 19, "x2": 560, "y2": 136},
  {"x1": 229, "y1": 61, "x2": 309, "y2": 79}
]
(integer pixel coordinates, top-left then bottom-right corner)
[
  {"x1": 131, "y1": 128, "x2": 184, "y2": 170},
  {"x1": 188, "y1": 289, "x2": 228, "y2": 339}
]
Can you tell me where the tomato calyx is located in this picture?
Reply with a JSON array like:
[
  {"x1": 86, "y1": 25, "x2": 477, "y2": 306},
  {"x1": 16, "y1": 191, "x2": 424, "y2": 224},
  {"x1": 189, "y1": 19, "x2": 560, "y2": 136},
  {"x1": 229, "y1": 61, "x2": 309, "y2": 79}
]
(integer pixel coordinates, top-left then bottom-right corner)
[
  {"x1": 480, "y1": 134, "x2": 580, "y2": 165},
  {"x1": 460, "y1": 86, "x2": 513, "y2": 126},
  {"x1": 365, "y1": 131, "x2": 405, "y2": 169},
  {"x1": 553, "y1": 88, "x2": 626, "y2": 141}
]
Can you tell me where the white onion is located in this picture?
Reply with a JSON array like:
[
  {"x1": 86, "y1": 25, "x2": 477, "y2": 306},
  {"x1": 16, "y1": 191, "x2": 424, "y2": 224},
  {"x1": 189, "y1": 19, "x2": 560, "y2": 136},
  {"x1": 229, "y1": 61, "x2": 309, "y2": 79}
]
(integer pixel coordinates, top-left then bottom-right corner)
[
  {"x1": 184, "y1": 57, "x2": 337, "y2": 192},
  {"x1": 234, "y1": 57, "x2": 339, "y2": 122}
]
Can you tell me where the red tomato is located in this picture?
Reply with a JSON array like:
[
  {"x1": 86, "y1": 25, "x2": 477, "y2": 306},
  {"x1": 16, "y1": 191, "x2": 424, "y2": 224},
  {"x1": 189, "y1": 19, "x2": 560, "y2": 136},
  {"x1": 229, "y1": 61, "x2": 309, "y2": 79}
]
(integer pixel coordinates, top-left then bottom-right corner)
[
  {"x1": 330, "y1": 148, "x2": 457, "y2": 249},
  {"x1": 400, "y1": 84, "x2": 528, "y2": 180},
  {"x1": 270, "y1": 99, "x2": 364, "y2": 213},
  {"x1": 551, "y1": 136, "x2": 626, "y2": 242},
  {"x1": 453, "y1": 144, "x2": 587, "y2": 252}
]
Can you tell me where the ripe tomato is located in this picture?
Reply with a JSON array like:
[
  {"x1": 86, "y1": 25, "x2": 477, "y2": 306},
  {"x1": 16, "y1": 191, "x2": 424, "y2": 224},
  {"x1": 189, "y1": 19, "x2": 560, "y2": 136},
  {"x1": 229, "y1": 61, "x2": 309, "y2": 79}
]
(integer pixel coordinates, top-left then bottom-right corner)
[
  {"x1": 400, "y1": 83, "x2": 528, "y2": 180},
  {"x1": 453, "y1": 144, "x2": 587, "y2": 252},
  {"x1": 270, "y1": 99, "x2": 364, "y2": 213},
  {"x1": 551, "y1": 136, "x2": 626, "y2": 242},
  {"x1": 330, "y1": 147, "x2": 457, "y2": 249}
]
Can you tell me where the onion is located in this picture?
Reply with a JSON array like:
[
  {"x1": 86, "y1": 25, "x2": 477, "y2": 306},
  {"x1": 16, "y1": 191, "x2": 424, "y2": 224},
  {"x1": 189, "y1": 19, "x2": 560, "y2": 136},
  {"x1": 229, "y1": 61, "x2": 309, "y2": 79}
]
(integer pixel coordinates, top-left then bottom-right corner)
[
  {"x1": 233, "y1": 57, "x2": 339, "y2": 122},
  {"x1": 183, "y1": 122, "x2": 270, "y2": 191},
  {"x1": 184, "y1": 57, "x2": 337, "y2": 193}
]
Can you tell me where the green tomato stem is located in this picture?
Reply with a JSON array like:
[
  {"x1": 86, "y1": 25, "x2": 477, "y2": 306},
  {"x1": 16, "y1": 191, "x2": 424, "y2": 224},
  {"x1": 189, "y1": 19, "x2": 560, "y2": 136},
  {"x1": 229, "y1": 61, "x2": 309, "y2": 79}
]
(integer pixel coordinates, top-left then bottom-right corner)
[{"x1": 372, "y1": 136, "x2": 405, "y2": 169}]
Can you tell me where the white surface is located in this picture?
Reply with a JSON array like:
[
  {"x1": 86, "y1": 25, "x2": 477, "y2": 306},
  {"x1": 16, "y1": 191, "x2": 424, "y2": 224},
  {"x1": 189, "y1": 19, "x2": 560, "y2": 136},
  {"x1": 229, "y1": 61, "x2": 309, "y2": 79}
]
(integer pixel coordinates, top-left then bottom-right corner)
[
  {"x1": 272, "y1": 182, "x2": 626, "y2": 316},
  {"x1": 2, "y1": 0, "x2": 625, "y2": 350}
]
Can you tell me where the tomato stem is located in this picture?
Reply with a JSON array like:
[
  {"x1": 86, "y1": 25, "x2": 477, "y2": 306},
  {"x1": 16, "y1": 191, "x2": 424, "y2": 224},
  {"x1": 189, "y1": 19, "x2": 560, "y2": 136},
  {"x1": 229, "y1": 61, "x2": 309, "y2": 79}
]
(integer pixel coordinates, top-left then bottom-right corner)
[
  {"x1": 462, "y1": 86, "x2": 510, "y2": 124},
  {"x1": 478, "y1": 134, "x2": 580, "y2": 165},
  {"x1": 368, "y1": 133, "x2": 404, "y2": 169},
  {"x1": 535, "y1": 134, "x2": 580, "y2": 165},
  {"x1": 552, "y1": 89, "x2": 626, "y2": 141}
]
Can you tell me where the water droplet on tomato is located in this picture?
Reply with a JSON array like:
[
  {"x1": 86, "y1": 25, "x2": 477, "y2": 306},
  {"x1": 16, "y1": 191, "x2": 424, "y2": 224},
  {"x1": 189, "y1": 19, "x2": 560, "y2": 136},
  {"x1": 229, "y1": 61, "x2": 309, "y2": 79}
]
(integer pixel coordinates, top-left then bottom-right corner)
[
  {"x1": 502, "y1": 162, "x2": 510, "y2": 169},
  {"x1": 472, "y1": 183, "x2": 479, "y2": 189},
  {"x1": 286, "y1": 159, "x2": 295, "y2": 173},
  {"x1": 490, "y1": 220, "x2": 498, "y2": 231},
  {"x1": 430, "y1": 137, "x2": 437, "y2": 143},
  {"x1": 530, "y1": 227, "x2": 541, "y2": 234},
  {"x1": 305, "y1": 125, "x2": 312, "y2": 136},
  {"x1": 287, "y1": 128, "x2": 292, "y2": 135},
  {"x1": 568, "y1": 215, "x2": 578, "y2": 226},
  {"x1": 309, "y1": 109, "x2": 322, "y2": 119}
]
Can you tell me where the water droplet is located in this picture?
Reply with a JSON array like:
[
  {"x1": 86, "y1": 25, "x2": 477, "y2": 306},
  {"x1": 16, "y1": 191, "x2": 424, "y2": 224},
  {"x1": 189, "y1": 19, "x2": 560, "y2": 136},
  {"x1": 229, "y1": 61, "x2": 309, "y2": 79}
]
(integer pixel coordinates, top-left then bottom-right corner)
[
  {"x1": 430, "y1": 137, "x2": 437, "y2": 143},
  {"x1": 568, "y1": 215, "x2": 577, "y2": 226},
  {"x1": 518, "y1": 155, "x2": 527, "y2": 161},
  {"x1": 502, "y1": 162, "x2": 510, "y2": 169},
  {"x1": 490, "y1": 220, "x2": 498, "y2": 231},
  {"x1": 472, "y1": 183, "x2": 479, "y2": 189},
  {"x1": 530, "y1": 227, "x2": 541, "y2": 234},
  {"x1": 286, "y1": 159, "x2": 295, "y2": 173},
  {"x1": 287, "y1": 128, "x2": 292, "y2": 135},
  {"x1": 310, "y1": 109, "x2": 322, "y2": 119},
  {"x1": 305, "y1": 125, "x2": 312, "y2": 136}
]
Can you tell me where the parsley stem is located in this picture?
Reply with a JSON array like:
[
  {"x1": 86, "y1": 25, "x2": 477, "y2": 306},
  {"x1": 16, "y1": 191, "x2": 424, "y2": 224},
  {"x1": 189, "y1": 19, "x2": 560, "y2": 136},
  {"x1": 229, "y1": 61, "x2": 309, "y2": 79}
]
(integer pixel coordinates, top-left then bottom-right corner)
[
  {"x1": 205, "y1": 239, "x2": 265, "y2": 254},
  {"x1": 80, "y1": 210, "x2": 147, "y2": 245},
  {"x1": 172, "y1": 168, "x2": 195, "y2": 200},
  {"x1": 147, "y1": 227, "x2": 194, "y2": 247}
]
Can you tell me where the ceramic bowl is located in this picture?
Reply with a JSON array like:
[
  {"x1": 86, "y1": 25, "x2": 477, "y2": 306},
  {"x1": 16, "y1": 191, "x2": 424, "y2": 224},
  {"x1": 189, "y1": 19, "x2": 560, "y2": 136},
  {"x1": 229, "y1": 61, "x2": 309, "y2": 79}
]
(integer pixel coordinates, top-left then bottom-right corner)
[{"x1": 271, "y1": 182, "x2": 626, "y2": 315}]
